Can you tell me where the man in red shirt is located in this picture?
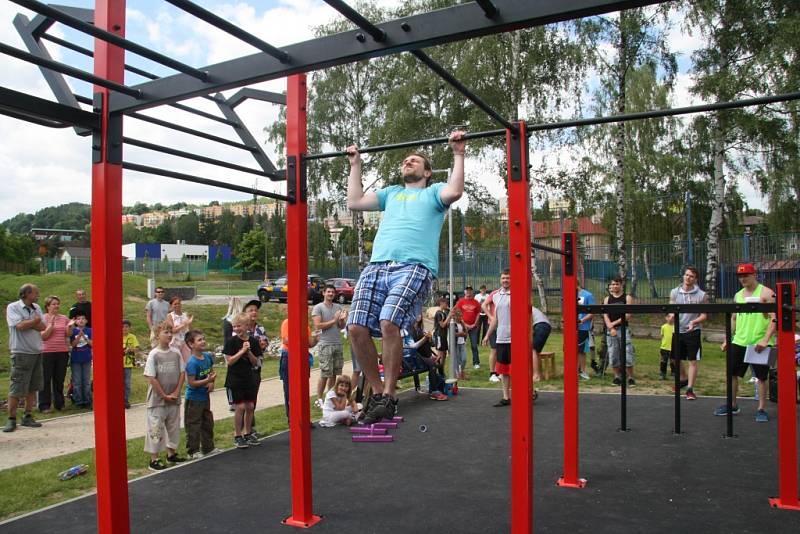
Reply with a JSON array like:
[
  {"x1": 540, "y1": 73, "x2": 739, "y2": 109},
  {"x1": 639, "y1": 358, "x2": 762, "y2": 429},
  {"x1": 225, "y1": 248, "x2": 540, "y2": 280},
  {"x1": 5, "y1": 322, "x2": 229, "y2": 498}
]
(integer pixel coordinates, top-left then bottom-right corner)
[{"x1": 455, "y1": 286, "x2": 482, "y2": 369}]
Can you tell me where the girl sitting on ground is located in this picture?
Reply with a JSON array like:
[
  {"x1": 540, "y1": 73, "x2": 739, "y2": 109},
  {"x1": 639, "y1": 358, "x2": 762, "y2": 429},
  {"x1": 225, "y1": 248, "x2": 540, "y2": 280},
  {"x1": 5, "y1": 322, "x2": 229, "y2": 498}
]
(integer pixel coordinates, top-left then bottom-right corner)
[{"x1": 319, "y1": 376, "x2": 359, "y2": 427}]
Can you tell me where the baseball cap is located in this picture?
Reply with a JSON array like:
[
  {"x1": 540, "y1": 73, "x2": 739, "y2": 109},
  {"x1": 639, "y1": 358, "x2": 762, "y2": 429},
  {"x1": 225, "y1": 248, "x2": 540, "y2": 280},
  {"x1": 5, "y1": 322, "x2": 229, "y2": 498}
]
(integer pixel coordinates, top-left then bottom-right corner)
[
  {"x1": 244, "y1": 298, "x2": 262, "y2": 310},
  {"x1": 736, "y1": 263, "x2": 756, "y2": 275}
]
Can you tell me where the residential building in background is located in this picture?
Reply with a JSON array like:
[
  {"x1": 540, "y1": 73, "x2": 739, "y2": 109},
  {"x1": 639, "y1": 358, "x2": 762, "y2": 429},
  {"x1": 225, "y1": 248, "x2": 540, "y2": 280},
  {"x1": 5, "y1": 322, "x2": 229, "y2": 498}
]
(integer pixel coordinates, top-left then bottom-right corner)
[{"x1": 121, "y1": 243, "x2": 233, "y2": 261}]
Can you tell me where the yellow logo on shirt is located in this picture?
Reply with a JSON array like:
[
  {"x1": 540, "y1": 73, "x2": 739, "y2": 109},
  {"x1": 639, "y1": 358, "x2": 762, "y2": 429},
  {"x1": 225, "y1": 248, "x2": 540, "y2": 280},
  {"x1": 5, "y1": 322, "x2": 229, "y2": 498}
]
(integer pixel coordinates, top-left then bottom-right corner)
[{"x1": 394, "y1": 191, "x2": 418, "y2": 201}]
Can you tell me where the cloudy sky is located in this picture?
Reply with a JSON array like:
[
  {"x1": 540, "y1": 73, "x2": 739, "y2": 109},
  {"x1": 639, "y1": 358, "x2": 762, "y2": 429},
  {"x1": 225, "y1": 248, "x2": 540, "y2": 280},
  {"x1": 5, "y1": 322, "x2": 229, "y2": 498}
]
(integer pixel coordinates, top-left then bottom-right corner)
[{"x1": 0, "y1": 1, "x2": 764, "y2": 223}]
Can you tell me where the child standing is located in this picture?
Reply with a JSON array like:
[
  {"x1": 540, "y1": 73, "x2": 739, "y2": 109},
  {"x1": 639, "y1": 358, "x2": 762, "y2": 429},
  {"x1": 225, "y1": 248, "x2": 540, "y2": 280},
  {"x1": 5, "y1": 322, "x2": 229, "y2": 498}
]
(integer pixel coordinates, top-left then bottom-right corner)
[
  {"x1": 69, "y1": 313, "x2": 93, "y2": 408},
  {"x1": 184, "y1": 329, "x2": 217, "y2": 459},
  {"x1": 319, "y1": 375, "x2": 358, "y2": 427},
  {"x1": 659, "y1": 314, "x2": 675, "y2": 380},
  {"x1": 144, "y1": 324, "x2": 186, "y2": 471},
  {"x1": 279, "y1": 317, "x2": 319, "y2": 423},
  {"x1": 452, "y1": 308, "x2": 468, "y2": 380},
  {"x1": 122, "y1": 320, "x2": 140, "y2": 409},
  {"x1": 223, "y1": 313, "x2": 262, "y2": 448}
]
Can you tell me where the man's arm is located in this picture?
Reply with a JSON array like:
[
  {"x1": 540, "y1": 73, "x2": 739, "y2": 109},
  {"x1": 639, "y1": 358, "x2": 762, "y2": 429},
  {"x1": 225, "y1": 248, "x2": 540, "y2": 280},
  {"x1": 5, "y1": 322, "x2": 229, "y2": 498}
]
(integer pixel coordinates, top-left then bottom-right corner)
[
  {"x1": 439, "y1": 131, "x2": 466, "y2": 206},
  {"x1": 625, "y1": 295, "x2": 634, "y2": 322},
  {"x1": 146, "y1": 304, "x2": 153, "y2": 329},
  {"x1": 345, "y1": 145, "x2": 380, "y2": 211}
]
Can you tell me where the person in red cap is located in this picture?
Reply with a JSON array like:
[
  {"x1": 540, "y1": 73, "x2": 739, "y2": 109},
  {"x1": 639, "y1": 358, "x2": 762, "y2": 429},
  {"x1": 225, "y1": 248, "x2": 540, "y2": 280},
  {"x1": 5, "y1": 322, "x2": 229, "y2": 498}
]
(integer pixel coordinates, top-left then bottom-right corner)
[{"x1": 717, "y1": 263, "x2": 776, "y2": 422}]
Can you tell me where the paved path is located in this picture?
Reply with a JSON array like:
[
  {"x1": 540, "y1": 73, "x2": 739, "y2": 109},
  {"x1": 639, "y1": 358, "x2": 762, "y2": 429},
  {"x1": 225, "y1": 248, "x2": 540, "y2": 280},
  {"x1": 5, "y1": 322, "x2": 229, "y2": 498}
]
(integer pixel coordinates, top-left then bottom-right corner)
[{"x1": 0, "y1": 362, "x2": 354, "y2": 471}]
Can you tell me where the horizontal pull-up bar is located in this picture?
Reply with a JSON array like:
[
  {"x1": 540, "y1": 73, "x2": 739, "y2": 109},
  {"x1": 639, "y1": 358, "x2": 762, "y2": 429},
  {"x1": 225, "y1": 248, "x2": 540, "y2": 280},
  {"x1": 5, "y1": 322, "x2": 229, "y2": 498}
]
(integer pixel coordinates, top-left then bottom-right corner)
[
  {"x1": 0, "y1": 42, "x2": 141, "y2": 98},
  {"x1": 578, "y1": 303, "x2": 776, "y2": 315},
  {"x1": 39, "y1": 34, "x2": 238, "y2": 127},
  {"x1": 10, "y1": 0, "x2": 209, "y2": 81},
  {"x1": 531, "y1": 242, "x2": 570, "y2": 256},
  {"x1": 323, "y1": 0, "x2": 386, "y2": 41},
  {"x1": 123, "y1": 137, "x2": 283, "y2": 180},
  {"x1": 128, "y1": 112, "x2": 259, "y2": 152},
  {"x1": 164, "y1": 0, "x2": 290, "y2": 63},
  {"x1": 304, "y1": 128, "x2": 506, "y2": 160},
  {"x1": 122, "y1": 162, "x2": 290, "y2": 201}
]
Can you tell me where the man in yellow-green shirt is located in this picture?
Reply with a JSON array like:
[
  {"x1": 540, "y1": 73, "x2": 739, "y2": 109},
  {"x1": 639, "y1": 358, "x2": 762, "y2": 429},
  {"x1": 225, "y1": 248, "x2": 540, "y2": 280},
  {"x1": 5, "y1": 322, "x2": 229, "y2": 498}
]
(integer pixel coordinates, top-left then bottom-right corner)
[{"x1": 717, "y1": 263, "x2": 776, "y2": 422}]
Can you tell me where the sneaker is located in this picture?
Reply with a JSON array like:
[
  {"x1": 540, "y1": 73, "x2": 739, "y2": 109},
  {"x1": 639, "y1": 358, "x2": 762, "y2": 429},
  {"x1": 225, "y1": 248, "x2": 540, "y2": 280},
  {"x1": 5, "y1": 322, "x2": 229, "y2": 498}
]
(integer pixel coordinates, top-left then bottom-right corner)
[
  {"x1": 686, "y1": 389, "x2": 697, "y2": 401},
  {"x1": 362, "y1": 395, "x2": 397, "y2": 424},
  {"x1": 473, "y1": 364, "x2": 480, "y2": 370},
  {"x1": 189, "y1": 452, "x2": 203, "y2": 460},
  {"x1": 590, "y1": 360, "x2": 599, "y2": 373},
  {"x1": 202, "y1": 448, "x2": 221, "y2": 457},
  {"x1": 124, "y1": 402, "x2": 131, "y2": 409},
  {"x1": 659, "y1": 373, "x2": 666, "y2": 380},
  {"x1": 579, "y1": 371, "x2": 590, "y2": 380},
  {"x1": 748, "y1": 376, "x2": 757, "y2": 384},
  {"x1": 251, "y1": 430, "x2": 263, "y2": 440},
  {"x1": 493, "y1": 398, "x2": 511, "y2": 407},
  {"x1": 314, "y1": 399, "x2": 323, "y2": 409},
  {"x1": 628, "y1": 378, "x2": 636, "y2": 386},
  {"x1": 2, "y1": 418, "x2": 16, "y2": 433},
  {"x1": 612, "y1": 377, "x2": 622, "y2": 386},
  {"x1": 244, "y1": 433, "x2": 261, "y2": 446},
  {"x1": 489, "y1": 374, "x2": 501, "y2": 383},
  {"x1": 21, "y1": 414, "x2": 42, "y2": 428},
  {"x1": 234, "y1": 435, "x2": 249, "y2": 449},
  {"x1": 713, "y1": 404, "x2": 741, "y2": 416},
  {"x1": 429, "y1": 392, "x2": 448, "y2": 401},
  {"x1": 755, "y1": 409, "x2": 769, "y2": 423},
  {"x1": 148, "y1": 459, "x2": 169, "y2": 471},
  {"x1": 167, "y1": 454, "x2": 187, "y2": 463}
]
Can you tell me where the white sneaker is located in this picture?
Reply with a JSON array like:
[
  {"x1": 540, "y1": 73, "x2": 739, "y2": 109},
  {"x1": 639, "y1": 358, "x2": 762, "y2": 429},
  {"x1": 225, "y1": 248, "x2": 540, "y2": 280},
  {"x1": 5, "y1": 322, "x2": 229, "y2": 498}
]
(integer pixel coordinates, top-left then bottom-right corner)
[
  {"x1": 189, "y1": 452, "x2": 203, "y2": 460},
  {"x1": 473, "y1": 364, "x2": 480, "y2": 370},
  {"x1": 579, "y1": 372, "x2": 590, "y2": 380},
  {"x1": 489, "y1": 374, "x2": 500, "y2": 383},
  {"x1": 202, "y1": 448, "x2": 221, "y2": 457},
  {"x1": 314, "y1": 399, "x2": 323, "y2": 408}
]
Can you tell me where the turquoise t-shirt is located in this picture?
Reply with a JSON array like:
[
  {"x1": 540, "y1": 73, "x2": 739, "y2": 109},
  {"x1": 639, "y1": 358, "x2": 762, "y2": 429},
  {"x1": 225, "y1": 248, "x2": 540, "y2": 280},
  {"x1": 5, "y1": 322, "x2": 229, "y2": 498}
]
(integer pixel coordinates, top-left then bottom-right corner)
[{"x1": 371, "y1": 183, "x2": 448, "y2": 276}]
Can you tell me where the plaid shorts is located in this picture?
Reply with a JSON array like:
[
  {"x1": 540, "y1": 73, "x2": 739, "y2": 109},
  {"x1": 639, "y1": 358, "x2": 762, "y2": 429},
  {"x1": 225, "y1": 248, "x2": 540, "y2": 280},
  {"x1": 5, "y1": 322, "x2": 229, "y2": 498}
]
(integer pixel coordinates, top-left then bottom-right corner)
[{"x1": 347, "y1": 262, "x2": 433, "y2": 338}]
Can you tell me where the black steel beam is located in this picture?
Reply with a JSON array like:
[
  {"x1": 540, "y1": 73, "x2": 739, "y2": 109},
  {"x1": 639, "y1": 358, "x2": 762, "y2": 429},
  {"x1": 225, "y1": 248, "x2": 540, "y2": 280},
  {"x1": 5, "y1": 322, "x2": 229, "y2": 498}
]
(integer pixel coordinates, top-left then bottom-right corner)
[
  {"x1": 10, "y1": 0, "x2": 209, "y2": 81},
  {"x1": 108, "y1": 0, "x2": 665, "y2": 113},
  {"x1": 226, "y1": 88, "x2": 286, "y2": 108},
  {"x1": 323, "y1": 0, "x2": 385, "y2": 41},
  {"x1": 0, "y1": 87, "x2": 99, "y2": 130},
  {"x1": 122, "y1": 162, "x2": 289, "y2": 201},
  {"x1": 26, "y1": 4, "x2": 94, "y2": 38},
  {"x1": 0, "y1": 41, "x2": 142, "y2": 98},
  {"x1": 164, "y1": 0, "x2": 290, "y2": 63},
  {"x1": 531, "y1": 242, "x2": 569, "y2": 256},
  {"x1": 476, "y1": 0, "x2": 500, "y2": 18},
  {"x1": 578, "y1": 303, "x2": 776, "y2": 314},
  {"x1": 128, "y1": 112, "x2": 259, "y2": 152},
  {"x1": 305, "y1": 128, "x2": 506, "y2": 160},
  {"x1": 410, "y1": 49, "x2": 515, "y2": 131},
  {"x1": 214, "y1": 96, "x2": 280, "y2": 178}
]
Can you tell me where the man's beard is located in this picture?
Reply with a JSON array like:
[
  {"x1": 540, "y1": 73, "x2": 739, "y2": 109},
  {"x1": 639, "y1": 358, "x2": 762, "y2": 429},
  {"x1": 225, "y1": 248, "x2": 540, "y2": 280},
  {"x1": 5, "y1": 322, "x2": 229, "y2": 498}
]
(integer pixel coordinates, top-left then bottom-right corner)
[{"x1": 403, "y1": 171, "x2": 425, "y2": 184}]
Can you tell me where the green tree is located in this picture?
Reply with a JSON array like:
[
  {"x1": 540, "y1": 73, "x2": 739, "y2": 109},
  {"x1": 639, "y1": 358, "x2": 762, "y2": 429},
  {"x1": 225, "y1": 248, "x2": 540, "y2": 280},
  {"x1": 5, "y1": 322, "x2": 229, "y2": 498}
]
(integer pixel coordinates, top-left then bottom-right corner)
[
  {"x1": 175, "y1": 212, "x2": 201, "y2": 244},
  {"x1": 235, "y1": 229, "x2": 266, "y2": 271}
]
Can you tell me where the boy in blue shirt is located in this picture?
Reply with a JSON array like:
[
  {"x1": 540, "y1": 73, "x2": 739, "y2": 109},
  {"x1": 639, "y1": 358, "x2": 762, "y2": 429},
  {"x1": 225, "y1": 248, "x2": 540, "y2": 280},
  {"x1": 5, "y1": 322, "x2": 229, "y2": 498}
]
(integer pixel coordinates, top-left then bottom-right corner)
[
  {"x1": 69, "y1": 313, "x2": 93, "y2": 408},
  {"x1": 184, "y1": 329, "x2": 217, "y2": 459}
]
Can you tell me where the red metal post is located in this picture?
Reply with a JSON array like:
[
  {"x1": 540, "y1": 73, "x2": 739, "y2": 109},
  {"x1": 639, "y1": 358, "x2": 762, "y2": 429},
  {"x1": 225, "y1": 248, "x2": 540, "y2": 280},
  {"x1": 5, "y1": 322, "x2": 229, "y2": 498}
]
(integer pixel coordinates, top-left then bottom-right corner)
[
  {"x1": 558, "y1": 232, "x2": 585, "y2": 488},
  {"x1": 506, "y1": 122, "x2": 533, "y2": 533},
  {"x1": 769, "y1": 282, "x2": 799, "y2": 511},
  {"x1": 91, "y1": 1, "x2": 130, "y2": 532},
  {"x1": 282, "y1": 73, "x2": 321, "y2": 528}
]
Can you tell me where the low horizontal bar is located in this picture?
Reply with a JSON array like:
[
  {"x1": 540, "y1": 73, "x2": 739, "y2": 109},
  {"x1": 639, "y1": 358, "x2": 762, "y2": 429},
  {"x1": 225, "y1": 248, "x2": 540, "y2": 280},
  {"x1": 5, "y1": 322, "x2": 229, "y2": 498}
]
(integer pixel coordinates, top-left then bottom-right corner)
[
  {"x1": 164, "y1": 0, "x2": 290, "y2": 63},
  {"x1": 39, "y1": 34, "x2": 236, "y2": 126},
  {"x1": 323, "y1": 0, "x2": 385, "y2": 41},
  {"x1": 578, "y1": 303, "x2": 776, "y2": 315},
  {"x1": 0, "y1": 42, "x2": 141, "y2": 98},
  {"x1": 304, "y1": 128, "x2": 506, "y2": 160},
  {"x1": 123, "y1": 137, "x2": 279, "y2": 178},
  {"x1": 122, "y1": 162, "x2": 290, "y2": 201},
  {"x1": 531, "y1": 242, "x2": 569, "y2": 256},
  {"x1": 0, "y1": 87, "x2": 99, "y2": 129},
  {"x1": 128, "y1": 112, "x2": 259, "y2": 152},
  {"x1": 527, "y1": 91, "x2": 800, "y2": 134},
  {"x1": 411, "y1": 50, "x2": 515, "y2": 132},
  {"x1": 11, "y1": 0, "x2": 208, "y2": 81}
]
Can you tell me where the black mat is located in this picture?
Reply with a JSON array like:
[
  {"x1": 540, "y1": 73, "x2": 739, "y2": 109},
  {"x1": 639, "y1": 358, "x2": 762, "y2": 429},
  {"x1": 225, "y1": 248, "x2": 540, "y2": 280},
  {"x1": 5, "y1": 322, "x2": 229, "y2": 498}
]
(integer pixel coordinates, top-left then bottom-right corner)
[{"x1": 3, "y1": 389, "x2": 799, "y2": 533}]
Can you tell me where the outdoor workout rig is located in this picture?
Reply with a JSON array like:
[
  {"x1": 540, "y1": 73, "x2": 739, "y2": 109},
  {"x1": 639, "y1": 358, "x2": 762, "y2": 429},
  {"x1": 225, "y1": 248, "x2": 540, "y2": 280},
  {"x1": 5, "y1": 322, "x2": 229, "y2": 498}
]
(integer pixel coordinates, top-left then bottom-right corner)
[
  {"x1": 547, "y1": 233, "x2": 799, "y2": 510},
  {"x1": 2, "y1": 0, "x2": 800, "y2": 532}
]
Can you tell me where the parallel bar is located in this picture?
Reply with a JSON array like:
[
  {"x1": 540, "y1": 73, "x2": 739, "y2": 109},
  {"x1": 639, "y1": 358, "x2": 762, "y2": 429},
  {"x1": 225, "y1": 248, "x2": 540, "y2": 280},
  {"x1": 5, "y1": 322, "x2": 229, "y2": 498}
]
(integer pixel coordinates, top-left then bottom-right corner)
[
  {"x1": 0, "y1": 42, "x2": 141, "y2": 98},
  {"x1": 168, "y1": 102, "x2": 239, "y2": 126},
  {"x1": 531, "y1": 241, "x2": 570, "y2": 256},
  {"x1": 578, "y1": 303, "x2": 775, "y2": 314},
  {"x1": 0, "y1": 86, "x2": 100, "y2": 130},
  {"x1": 323, "y1": 0, "x2": 385, "y2": 41},
  {"x1": 121, "y1": 162, "x2": 289, "y2": 201},
  {"x1": 305, "y1": 129, "x2": 505, "y2": 160},
  {"x1": 164, "y1": 0, "x2": 290, "y2": 62},
  {"x1": 411, "y1": 50, "x2": 515, "y2": 132},
  {"x1": 128, "y1": 112, "x2": 259, "y2": 152},
  {"x1": 10, "y1": 0, "x2": 208, "y2": 80},
  {"x1": 122, "y1": 137, "x2": 276, "y2": 178}
]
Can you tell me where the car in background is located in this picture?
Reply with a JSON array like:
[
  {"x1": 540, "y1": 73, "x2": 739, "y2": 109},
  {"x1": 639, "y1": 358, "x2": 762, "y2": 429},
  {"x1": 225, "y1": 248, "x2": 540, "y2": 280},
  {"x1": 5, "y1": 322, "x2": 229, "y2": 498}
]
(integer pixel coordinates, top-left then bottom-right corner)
[
  {"x1": 326, "y1": 277, "x2": 357, "y2": 304},
  {"x1": 258, "y1": 274, "x2": 325, "y2": 304}
]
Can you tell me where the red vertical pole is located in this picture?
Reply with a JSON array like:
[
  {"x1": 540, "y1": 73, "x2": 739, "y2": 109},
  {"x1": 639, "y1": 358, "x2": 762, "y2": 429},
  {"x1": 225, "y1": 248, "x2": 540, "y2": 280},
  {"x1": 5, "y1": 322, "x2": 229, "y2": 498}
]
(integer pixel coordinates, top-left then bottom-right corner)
[
  {"x1": 506, "y1": 122, "x2": 533, "y2": 533},
  {"x1": 558, "y1": 232, "x2": 585, "y2": 488},
  {"x1": 91, "y1": 1, "x2": 130, "y2": 533},
  {"x1": 282, "y1": 73, "x2": 321, "y2": 529},
  {"x1": 769, "y1": 282, "x2": 799, "y2": 511}
]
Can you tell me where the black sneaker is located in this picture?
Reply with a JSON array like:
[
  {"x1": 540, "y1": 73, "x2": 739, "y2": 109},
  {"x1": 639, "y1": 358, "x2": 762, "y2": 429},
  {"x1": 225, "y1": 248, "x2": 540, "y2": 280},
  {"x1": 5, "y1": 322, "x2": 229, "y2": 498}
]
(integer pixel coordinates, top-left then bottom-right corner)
[
  {"x1": 362, "y1": 395, "x2": 397, "y2": 424},
  {"x1": 244, "y1": 433, "x2": 261, "y2": 446},
  {"x1": 612, "y1": 377, "x2": 622, "y2": 386},
  {"x1": 21, "y1": 414, "x2": 42, "y2": 428},
  {"x1": 167, "y1": 454, "x2": 187, "y2": 463},
  {"x1": 358, "y1": 393, "x2": 382, "y2": 422},
  {"x1": 494, "y1": 398, "x2": 511, "y2": 407},
  {"x1": 2, "y1": 418, "x2": 16, "y2": 433},
  {"x1": 590, "y1": 360, "x2": 599, "y2": 373},
  {"x1": 234, "y1": 436, "x2": 249, "y2": 449},
  {"x1": 628, "y1": 378, "x2": 636, "y2": 386},
  {"x1": 148, "y1": 459, "x2": 168, "y2": 471}
]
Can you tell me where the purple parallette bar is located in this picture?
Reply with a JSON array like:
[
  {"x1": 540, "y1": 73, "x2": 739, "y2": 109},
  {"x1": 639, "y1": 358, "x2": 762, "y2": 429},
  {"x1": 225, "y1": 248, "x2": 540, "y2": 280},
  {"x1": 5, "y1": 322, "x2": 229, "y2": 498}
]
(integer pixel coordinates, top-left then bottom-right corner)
[
  {"x1": 352, "y1": 434, "x2": 393, "y2": 443},
  {"x1": 349, "y1": 426, "x2": 388, "y2": 435},
  {"x1": 391, "y1": 416, "x2": 405, "y2": 422},
  {"x1": 372, "y1": 421, "x2": 398, "y2": 429}
]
